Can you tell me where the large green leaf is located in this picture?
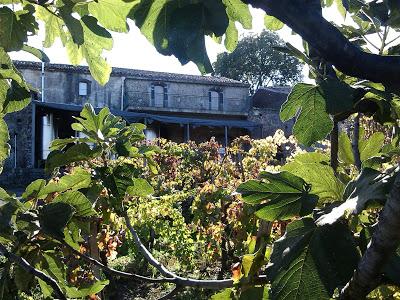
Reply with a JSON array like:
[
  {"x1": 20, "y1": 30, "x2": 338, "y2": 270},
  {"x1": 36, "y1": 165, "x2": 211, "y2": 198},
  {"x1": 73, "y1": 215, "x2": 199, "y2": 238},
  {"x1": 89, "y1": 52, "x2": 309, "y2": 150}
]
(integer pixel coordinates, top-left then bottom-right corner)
[
  {"x1": 0, "y1": 6, "x2": 37, "y2": 51},
  {"x1": 282, "y1": 153, "x2": 344, "y2": 201},
  {"x1": 280, "y1": 83, "x2": 333, "y2": 146},
  {"x1": 264, "y1": 15, "x2": 284, "y2": 31},
  {"x1": 45, "y1": 143, "x2": 101, "y2": 172},
  {"x1": 133, "y1": 0, "x2": 229, "y2": 73},
  {"x1": 36, "y1": 6, "x2": 64, "y2": 48},
  {"x1": 222, "y1": 0, "x2": 252, "y2": 29},
  {"x1": 224, "y1": 20, "x2": 239, "y2": 52},
  {"x1": 268, "y1": 218, "x2": 359, "y2": 300},
  {"x1": 22, "y1": 179, "x2": 46, "y2": 200},
  {"x1": 37, "y1": 168, "x2": 91, "y2": 199},
  {"x1": 0, "y1": 119, "x2": 9, "y2": 172},
  {"x1": 53, "y1": 191, "x2": 96, "y2": 217},
  {"x1": 88, "y1": 0, "x2": 138, "y2": 32},
  {"x1": 37, "y1": 6, "x2": 112, "y2": 84},
  {"x1": 238, "y1": 171, "x2": 318, "y2": 221},
  {"x1": 221, "y1": 0, "x2": 251, "y2": 52},
  {"x1": 66, "y1": 279, "x2": 109, "y2": 298},
  {"x1": 73, "y1": 16, "x2": 113, "y2": 85},
  {"x1": 319, "y1": 78, "x2": 355, "y2": 115},
  {"x1": 73, "y1": 104, "x2": 125, "y2": 140},
  {"x1": 359, "y1": 130, "x2": 385, "y2": 162},
  {"x1": 317, "y1": 168, "x2": 395, "y2": 225},
  {"x1": 338, "y1": 131, "x2": 355, "y2": 165},
  {"x1": 39, "y1": 202, "x2": 75, "y2": 238}
]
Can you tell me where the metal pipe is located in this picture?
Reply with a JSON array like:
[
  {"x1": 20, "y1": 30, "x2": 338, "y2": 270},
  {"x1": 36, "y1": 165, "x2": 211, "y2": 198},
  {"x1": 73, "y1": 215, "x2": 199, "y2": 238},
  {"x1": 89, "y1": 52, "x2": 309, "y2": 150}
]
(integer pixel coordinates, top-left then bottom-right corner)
[
  {"x1": 14, "y1": 133, "x2": 17, "y2": 169},
  {"x1": 224, "y1": 126, "x2": 228, "y2": 148},
  {"x1": 120, "y1": 77, "x2": 126, "y2": 111},
  {"x1": 31, "y1": 102, "x2": 36, "y2": 167},
  {"x1": 41, "y1": 61, "x2": 45, "y2": 102}
]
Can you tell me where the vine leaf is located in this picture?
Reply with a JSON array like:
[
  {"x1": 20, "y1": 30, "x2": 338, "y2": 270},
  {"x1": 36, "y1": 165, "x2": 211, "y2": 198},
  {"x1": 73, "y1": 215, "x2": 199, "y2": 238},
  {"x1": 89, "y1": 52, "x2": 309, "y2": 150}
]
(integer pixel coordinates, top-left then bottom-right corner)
[
  {"x1": 126, "y1": 178, "x2": 154, "y2": 197},
  {"x1": 282, "y1": 152, "x2": 344, "y2": 201},
  {"x1": 238, "y1": 171, "x2": 318, "y2": 221},
  {"x1": 280, "y1": 83, "x2": 333, "y2": 147},
  {"x1": 267, "y1": 218, "x2": 359, "y2": 300},
  {"x1": 317, "y1": 168, "x2": 395, "y2": 225}
]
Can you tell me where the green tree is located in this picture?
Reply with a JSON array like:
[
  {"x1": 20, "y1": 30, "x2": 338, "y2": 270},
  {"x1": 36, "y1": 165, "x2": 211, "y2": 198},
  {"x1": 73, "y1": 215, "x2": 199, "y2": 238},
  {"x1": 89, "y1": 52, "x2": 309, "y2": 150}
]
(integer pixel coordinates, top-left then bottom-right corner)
[{"x1": 213, "y1": 30, "x2": 303, "y2": 93}]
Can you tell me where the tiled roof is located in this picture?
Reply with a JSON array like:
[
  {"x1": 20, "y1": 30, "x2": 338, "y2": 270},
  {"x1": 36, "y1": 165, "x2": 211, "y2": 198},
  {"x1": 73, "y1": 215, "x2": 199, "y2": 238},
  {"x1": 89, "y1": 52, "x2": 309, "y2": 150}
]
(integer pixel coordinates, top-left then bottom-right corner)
[{"x1": 13, "y1": 60, "x2": 249, "y2": 87}]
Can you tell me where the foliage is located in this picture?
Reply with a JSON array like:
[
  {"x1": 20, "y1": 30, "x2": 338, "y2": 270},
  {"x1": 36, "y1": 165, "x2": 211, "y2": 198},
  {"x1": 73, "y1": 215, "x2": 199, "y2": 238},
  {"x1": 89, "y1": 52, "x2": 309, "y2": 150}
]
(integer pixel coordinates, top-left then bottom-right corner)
[
  {"x1": 0, "y1": 0, "x2": 400, "y2": 299},
  {"x1": 213, "y1": 30, "x2": 303, "y2": 93}
]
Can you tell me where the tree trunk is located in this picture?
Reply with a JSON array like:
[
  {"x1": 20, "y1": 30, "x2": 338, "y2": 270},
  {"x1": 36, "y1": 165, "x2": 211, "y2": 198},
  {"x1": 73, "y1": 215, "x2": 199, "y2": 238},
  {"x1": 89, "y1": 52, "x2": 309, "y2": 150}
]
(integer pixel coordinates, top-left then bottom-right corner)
[{"x1": 340, "y1": 169, "x2": 400, "y2": 299}]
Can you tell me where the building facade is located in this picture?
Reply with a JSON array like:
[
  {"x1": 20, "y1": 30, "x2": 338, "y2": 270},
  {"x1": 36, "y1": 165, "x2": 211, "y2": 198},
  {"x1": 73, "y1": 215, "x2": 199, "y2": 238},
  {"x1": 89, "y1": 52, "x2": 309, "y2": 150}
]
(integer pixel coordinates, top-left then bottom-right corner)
[
  {"x1": 248, "y1": 87, "x2": 294, "y2": 137},
  {"x1": 3, "y1": 61, "x2": 265, "y2": 186}
]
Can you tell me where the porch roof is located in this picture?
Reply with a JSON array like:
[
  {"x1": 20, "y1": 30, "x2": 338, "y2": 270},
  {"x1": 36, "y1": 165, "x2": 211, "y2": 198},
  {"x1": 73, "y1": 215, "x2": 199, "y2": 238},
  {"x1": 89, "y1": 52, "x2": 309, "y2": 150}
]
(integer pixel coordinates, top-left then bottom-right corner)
[{"x1": 33, "y1": 101, "x2": 260, "y2": 131}]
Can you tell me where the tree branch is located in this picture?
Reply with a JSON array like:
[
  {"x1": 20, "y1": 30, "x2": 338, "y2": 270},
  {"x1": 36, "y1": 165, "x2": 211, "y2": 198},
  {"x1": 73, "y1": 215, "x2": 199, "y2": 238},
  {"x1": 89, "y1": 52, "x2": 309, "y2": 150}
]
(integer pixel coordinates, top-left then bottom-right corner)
[
  {"x1": 122, "y1": 211, "x2": 245, "y2": 289},
  {"x1": 243, "y1": 0, "x2": 400, "y2": 88},
  {"x1": 0, "y1": 244, "x2": 67, "y2": 300},
  {"x1": 61, "y1": 240, "x2": 166, "y2": 284},
  {"x1": 340, "y1": 168, "x2": 400, "y2": 299}
]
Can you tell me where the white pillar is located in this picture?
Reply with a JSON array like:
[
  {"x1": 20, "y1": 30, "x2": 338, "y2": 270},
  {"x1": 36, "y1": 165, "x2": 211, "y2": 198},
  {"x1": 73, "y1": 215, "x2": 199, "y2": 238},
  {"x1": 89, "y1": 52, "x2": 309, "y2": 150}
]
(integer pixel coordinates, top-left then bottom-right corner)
[{"x1": 42, "y1": 114, "x2": 55, "y2": 159}]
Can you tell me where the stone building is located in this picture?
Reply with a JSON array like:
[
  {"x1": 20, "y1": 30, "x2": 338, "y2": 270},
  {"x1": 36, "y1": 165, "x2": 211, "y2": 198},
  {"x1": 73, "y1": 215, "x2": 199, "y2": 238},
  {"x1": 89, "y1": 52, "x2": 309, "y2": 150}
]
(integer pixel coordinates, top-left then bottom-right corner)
[
  {"x1": 248, "y1": 87, "x2": 294, "y2": 137},
  {"x1": 2, "y1": 61, "x2": 263, "y2": 185}
]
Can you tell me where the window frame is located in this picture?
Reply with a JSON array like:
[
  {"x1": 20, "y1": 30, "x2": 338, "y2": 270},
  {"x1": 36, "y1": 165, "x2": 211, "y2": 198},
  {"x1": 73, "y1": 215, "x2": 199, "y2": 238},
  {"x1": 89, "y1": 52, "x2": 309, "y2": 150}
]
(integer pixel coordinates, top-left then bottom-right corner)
[{"x1": 78, "y1": 80, "x2": 91, "y2": 97}]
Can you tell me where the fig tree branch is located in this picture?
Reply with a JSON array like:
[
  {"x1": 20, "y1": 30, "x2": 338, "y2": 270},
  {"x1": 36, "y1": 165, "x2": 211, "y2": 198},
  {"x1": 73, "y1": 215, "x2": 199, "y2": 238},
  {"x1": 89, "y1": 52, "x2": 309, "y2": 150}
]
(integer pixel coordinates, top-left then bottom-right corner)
[
  {"x1": 122, "y1": 211, "x2": 243, "y2": 289},
  {"x1": 243, "y1": 0, "x2": 400, "y2": 88},
  {"x1": 0, "y1": 243, "x2": 67, "y2": 300},
  {"x1": 60, "y1": 240, "x2": 166, "y2": 283},
  {"x1": 340, "y1": 168, "x2": 400, "y2": 299}
]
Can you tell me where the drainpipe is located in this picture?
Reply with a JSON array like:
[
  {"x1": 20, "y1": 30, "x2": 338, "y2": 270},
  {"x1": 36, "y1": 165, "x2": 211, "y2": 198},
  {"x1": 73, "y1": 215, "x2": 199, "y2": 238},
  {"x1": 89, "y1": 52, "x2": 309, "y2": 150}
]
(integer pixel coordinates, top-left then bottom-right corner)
[
  {"x1": 186, "y1": 124, "x2": 190, "y2": 142},
  {"x1": 224, "y1": 126, "x2": 228, "y2": 148},
  {"x1": 31, "y1": 102, "x2": 36, "y2": 167},
  {"x1": 14, "y1": 133, "x2": 17, "y2": 169},
  {"x1": 120, "y1": 77, "x2": 126, "y2": 111},
  {"x1": 41, "y1": 61, "x2": 45, "y2": 102}
]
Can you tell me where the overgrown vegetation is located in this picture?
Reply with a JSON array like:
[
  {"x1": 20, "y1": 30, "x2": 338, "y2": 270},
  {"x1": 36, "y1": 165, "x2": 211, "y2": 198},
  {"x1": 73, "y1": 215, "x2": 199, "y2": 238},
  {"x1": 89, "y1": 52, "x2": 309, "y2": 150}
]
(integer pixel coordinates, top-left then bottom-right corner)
[{"x1": 0, "y1": 0, "x2": 400, "y2": 299}]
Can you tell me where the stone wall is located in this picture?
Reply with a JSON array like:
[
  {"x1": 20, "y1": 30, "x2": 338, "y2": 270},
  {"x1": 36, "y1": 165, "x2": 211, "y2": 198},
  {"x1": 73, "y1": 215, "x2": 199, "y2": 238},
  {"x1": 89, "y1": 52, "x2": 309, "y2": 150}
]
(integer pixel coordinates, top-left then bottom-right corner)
[
  {"x1": 16, "y1": 61, "x2": 250, "y2": 115},
  {"x1": 248, "y1": 107, "x2": 294, "y2": 137},
  {"x1": 0, "y1": 168, "x2": 45, "y2": 189},
  {"x1": 3, "y1": 103, "x2": 34, "y2": 170}
]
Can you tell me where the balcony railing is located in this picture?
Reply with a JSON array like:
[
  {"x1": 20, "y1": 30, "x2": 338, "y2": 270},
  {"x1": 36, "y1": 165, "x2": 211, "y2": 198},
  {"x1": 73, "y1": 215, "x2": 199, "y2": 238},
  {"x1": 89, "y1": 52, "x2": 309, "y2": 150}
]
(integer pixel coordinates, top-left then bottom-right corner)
[{"x1": 124, "y1": 91, "x2": 249, "y2": 114}]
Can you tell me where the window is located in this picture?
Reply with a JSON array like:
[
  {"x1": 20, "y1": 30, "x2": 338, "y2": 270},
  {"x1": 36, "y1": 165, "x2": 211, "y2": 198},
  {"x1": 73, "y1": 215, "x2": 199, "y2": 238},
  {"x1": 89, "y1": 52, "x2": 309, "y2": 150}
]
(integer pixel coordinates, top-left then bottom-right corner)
[
  {"x1": 78, "y1": 81, "x2": 88, "y2": 96},
  {"x1": 151, "y1": 84, "x2": 168, "y2": 107},
  {"x1": 209, "y1": 90, "x2": 223, "y2": 111}
]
